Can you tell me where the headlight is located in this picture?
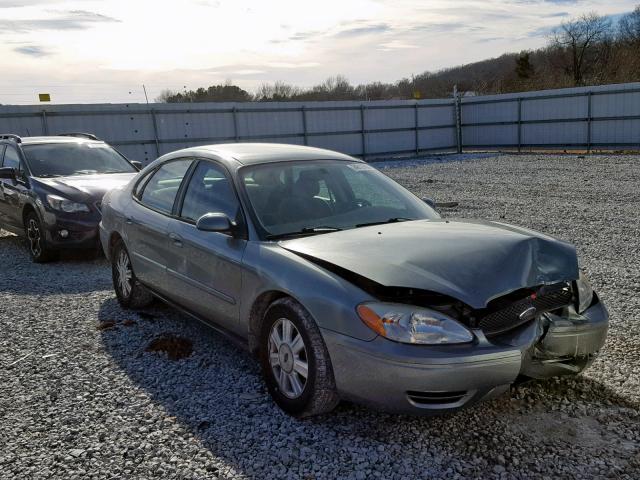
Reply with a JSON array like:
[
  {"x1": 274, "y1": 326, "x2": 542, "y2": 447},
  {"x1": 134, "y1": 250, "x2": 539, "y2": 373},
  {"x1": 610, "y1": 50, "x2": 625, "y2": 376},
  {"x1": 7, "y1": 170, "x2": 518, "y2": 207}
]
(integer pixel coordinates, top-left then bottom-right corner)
[
  {"x1": 46, "y1": 194, "x2": 90, "y2": 213},
  {"x1": 357, "y1": 302, "x2": 474, "y2": 345},
  {"x1": 575, "y1": 271, "x2": 594, "y2": 314}
]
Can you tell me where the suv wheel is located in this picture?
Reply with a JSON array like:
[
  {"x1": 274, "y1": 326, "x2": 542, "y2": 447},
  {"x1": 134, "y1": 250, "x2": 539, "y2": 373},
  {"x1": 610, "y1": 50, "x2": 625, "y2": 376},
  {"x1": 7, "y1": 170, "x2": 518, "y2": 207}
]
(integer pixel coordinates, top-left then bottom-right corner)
[
  {"x1": 25, "y1": 212, "x2": 57, "y2": 263},
  {"x1": 111, "y1": 239, "x2": 153, "y2": 308},
  {"x1": 259, "y1": 297, "x2": 339, "y2": 417}
]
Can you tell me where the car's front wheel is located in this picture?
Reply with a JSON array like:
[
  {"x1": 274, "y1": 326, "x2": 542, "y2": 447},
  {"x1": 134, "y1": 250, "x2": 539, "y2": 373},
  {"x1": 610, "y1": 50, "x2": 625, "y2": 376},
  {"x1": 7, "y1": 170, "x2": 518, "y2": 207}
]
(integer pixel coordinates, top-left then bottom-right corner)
[
  {"x1": 111, "y1": 239, "x2": 153, "y2": 309},
  {"x1": 259, "y1": 297, "x2": 339, "y2": 417},
  {"x1": 25, "y1": 212, "x2": 57, "y2": 263}
]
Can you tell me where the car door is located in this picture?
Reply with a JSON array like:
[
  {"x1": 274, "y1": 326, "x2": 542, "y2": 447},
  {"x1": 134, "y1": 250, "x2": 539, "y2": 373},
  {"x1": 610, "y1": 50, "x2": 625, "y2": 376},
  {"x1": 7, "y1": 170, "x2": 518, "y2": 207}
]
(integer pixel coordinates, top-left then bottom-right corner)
[
  {"x1": 0, "y1": 145, "x2": 29, "y2": 230},
  {"x1": 126, "y1": 158, "x2": 193, "y2": 295},
  {"x1": 165, "y1": 160, "x2": 247, "y2": 334}
]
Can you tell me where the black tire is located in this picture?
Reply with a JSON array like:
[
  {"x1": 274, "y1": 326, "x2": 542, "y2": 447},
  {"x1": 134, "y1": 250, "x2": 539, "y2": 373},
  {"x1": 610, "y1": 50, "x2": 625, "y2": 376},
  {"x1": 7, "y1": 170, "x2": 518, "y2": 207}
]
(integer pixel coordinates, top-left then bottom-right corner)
[
  {"x1": 259, "y1": 297, "x2": 339, "y2": 417},
  {"x1": 25, "y1": 212, "x2": 57, "y2": 263},
  {"x1": 111, "y1": 239, "x2": 153, "y2": 309}
]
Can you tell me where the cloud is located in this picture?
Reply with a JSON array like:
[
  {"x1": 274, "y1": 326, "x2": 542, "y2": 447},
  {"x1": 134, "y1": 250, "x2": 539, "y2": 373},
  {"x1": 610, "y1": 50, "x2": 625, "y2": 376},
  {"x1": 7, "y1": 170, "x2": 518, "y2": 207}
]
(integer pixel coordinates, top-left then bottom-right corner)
[
  {"x1": 0, "y1": 10, "x2": 120, "y2": 33},
  {"x1": 13, "y1": 44, "x2": 52, "y2": 57},
  {"x1": 543, "y1": 11, "x2": 570, "y2": 17},
  {"x1": 334, "y1": 23, "x2": 391, "y2": 37},
  {"x1": 378, "y1": 40, "x2": 418, "y2": 51}
]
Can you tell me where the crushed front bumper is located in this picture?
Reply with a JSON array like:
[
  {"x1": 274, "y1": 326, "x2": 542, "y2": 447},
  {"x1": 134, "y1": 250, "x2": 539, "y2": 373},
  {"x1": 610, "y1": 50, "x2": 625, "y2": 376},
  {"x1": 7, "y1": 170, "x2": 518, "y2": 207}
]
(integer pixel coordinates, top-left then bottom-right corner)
[{"x1": 322, "y1": 298, "x2": 608, "y2": 414}]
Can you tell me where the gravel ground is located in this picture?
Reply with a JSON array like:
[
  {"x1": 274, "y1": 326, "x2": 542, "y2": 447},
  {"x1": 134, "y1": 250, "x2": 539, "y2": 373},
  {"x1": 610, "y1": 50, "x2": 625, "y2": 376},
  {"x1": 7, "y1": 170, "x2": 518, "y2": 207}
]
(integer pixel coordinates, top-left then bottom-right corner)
[{"x1": 1, "y1": 153, "x2": 639, "y2": 479}]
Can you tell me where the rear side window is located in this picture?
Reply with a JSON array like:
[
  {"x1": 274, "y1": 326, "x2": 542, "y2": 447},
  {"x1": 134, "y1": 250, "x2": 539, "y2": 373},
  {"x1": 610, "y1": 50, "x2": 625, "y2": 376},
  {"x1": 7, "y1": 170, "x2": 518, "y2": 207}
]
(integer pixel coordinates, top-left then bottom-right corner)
[
  {"x1": 139, "y1": 159, "x2": 192, "y2": 214},
  {"x1": 3, "y1": 146, "x2": 20, "y2": 169}
]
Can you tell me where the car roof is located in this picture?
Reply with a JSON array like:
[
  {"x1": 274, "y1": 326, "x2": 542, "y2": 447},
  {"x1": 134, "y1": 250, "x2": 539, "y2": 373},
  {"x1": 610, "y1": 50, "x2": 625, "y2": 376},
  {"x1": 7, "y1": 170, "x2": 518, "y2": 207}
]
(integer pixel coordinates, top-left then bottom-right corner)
[{"x1": 163, "y1": 143, "x2": 362, "y2": 166}]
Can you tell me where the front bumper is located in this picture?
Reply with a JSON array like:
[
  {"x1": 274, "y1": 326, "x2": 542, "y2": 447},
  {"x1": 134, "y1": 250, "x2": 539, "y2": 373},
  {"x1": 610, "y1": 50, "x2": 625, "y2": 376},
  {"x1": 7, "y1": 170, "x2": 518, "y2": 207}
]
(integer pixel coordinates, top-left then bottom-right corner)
[
  {"x1": 322, "y1": 298, "x2": 608, "y2": 414},
  {"x1": 41, "y1": 208, "x2": 101, "y2": 249}
]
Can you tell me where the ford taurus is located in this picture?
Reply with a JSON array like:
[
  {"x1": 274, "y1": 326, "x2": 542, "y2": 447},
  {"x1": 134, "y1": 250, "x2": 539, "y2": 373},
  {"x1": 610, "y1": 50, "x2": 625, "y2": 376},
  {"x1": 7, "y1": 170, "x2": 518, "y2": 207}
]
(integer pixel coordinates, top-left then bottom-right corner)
[{"x1": 99, "y1": 143, "x2": 608, "y2": 417}]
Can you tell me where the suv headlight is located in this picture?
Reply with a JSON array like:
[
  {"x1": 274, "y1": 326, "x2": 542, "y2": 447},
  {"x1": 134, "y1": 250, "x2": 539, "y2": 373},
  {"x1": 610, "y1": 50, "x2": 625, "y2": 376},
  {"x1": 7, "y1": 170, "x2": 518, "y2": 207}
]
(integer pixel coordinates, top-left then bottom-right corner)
[
  {"x1": 46, "y1": 194, "x2": 90, "y2": 213},
  {"x1": 575, "y1": 271, "x2": 594, "y2": 314},
  {"x1": 357, "y1": 302, "x2": 474, "y2": 344}
]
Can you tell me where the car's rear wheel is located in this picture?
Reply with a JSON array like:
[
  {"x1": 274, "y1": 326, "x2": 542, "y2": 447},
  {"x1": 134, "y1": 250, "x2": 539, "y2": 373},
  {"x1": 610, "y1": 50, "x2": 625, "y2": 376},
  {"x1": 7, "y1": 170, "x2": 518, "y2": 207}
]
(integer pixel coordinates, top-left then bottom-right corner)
[
  {"x1": 25, "y1": 212, "x2": 57, "y2": 263},
  {"x1": 259, "y1": 297, "x2": 339, "y2": 417},
  {"x1": 111, "y1": 239, "x2": 153, "y2": 309}
]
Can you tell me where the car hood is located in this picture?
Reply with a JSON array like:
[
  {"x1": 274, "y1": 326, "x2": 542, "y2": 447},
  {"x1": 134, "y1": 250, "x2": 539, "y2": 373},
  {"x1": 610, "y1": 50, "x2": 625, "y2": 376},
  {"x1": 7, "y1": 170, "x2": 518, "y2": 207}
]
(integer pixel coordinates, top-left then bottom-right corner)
[
  {"x1": 280, "y1": 219, "x2": 579, "y2": 308},
  {"x1": 35, "y1": 173, "x2": 137, "y2": 202}
]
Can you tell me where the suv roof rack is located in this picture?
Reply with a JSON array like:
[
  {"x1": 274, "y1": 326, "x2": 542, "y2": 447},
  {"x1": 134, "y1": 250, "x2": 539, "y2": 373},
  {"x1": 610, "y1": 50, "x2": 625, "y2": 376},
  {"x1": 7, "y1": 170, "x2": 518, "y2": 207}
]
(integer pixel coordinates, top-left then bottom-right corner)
[
  {"x1": 0, "y1": 134, "x2": 22, "y2": 143},
  {"x1": 58, "y1": 132, "x2": 100, "y2": 141}
]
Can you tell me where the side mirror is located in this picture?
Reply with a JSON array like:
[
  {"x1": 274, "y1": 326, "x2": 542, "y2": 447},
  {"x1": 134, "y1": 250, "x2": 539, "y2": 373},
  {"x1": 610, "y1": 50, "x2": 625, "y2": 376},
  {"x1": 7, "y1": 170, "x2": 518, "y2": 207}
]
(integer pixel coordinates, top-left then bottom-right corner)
[
  {"x1": 422, "y1": 197, "x2": 436, "y2": 209},
  {"x1": 130, "y1": 160, "x2": 143, "y2": 171},
  {"x1": 196, "y1": 212, "x2": 233, "y2": 234},
  {"x1": 0, "y1": 167, "x2": 16, "y2": 180}
]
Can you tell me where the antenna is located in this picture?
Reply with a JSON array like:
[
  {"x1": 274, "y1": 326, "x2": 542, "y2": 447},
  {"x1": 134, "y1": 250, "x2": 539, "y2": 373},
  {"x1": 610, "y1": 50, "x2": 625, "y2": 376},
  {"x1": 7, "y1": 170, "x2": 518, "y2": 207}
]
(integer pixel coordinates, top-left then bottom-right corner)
[{"x1": 143, "y1": 84, "x2": 150, "y2": 104}]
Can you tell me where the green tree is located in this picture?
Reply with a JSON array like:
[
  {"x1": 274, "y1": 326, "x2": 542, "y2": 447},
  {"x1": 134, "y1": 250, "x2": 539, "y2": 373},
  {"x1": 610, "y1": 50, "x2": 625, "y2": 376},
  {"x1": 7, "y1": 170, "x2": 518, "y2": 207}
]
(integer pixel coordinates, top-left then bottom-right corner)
[{"x1": 515, "y1": 52, "x2": 535, "y2": 79}]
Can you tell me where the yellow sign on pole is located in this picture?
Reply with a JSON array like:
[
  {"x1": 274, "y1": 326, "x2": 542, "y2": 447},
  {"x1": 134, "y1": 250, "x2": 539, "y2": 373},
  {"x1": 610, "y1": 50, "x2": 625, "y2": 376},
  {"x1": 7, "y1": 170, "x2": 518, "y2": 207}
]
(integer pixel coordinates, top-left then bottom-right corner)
[{"x1": 39, "y1": 93, "x2": 51, "y2": 102}]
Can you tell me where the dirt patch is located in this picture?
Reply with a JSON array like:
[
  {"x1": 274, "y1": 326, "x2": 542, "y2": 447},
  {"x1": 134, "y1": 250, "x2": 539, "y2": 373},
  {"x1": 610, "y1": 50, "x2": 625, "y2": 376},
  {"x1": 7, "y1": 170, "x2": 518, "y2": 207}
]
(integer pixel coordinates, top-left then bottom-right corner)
[{"x1": 145, "y1": 334, "x2": 193, "y2": 360}]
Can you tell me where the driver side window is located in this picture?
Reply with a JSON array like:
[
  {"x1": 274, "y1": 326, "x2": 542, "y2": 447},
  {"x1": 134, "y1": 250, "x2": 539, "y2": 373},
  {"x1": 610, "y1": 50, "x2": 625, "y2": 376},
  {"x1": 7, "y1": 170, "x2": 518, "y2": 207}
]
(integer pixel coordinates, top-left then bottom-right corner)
[{"x1": 179, "y1": 161, "x2": 239, "y2": 222}]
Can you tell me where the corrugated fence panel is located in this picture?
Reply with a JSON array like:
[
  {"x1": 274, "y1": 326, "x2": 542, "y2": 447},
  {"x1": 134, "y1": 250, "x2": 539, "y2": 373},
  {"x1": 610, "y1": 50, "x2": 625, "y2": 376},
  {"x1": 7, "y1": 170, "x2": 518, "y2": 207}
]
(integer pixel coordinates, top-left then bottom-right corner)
[
  {"x1": 0, "y1": 115, "x2": 45, "y2": 137},
  {"x1": 1, "y1": 81, "x2": 639, "y2": 161},
  {"x1": 155, "y1": 112, "x2": 235, "y2": 142},
  {"x1": 238, "y1": 110, "x2": 303, "y2": 137},
  {"x1": 308, "y1": 133, "x2": 362, "y2": 156}
]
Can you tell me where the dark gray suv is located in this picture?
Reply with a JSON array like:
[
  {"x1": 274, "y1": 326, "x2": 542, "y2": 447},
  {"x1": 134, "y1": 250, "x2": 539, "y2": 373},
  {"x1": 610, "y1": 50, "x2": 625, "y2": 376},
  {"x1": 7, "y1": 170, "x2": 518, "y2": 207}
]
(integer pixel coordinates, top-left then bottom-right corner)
[{"x1": 0, "y1": 133, "x2": 140, "y2": 262}]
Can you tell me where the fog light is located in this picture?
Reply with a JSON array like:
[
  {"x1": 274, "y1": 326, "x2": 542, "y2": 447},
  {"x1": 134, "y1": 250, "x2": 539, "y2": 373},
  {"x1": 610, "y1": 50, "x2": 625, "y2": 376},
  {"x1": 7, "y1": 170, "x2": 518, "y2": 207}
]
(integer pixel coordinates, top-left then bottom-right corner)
[{"x1": 59, "y1": 229, "x2": 69, "y2": 238}]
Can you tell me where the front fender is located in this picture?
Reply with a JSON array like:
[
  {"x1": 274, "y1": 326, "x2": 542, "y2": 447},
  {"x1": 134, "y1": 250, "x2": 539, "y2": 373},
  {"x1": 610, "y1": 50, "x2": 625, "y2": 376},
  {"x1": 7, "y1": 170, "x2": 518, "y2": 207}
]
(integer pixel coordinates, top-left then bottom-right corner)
[{"x1": 240, "y1": 242, "x2": 378, "y2": 343}]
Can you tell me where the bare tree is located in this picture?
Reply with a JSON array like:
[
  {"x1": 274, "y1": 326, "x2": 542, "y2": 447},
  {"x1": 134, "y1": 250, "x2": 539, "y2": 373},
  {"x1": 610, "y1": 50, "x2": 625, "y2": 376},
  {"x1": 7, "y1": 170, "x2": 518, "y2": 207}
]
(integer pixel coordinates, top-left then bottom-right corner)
[
  {"x1": 155, "y1": 89, "x2": 178, "y2": 103},
  {"x1": 551, "y1": 13, "x2": 613, "y2": 86},
  {"x1": 619, "y1": 6, "x2": 640, "y2": 46}
]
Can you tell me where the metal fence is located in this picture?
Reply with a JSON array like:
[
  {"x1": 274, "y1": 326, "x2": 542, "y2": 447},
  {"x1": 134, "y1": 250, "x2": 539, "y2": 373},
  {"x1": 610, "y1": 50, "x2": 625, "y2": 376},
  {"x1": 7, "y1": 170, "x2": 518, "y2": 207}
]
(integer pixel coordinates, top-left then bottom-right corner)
[{"x1": 1, "y1": 81, "x2": 639, "y2": 163}]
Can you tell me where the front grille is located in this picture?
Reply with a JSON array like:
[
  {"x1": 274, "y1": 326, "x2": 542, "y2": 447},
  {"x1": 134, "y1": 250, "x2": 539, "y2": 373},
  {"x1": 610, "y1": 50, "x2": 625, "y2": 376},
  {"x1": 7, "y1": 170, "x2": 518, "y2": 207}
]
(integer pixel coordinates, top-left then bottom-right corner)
[
  {"x1": 407, "y1": 390, "x2": 468, "y2": 406},
  {"x1": 479, "y1": 286, "x2": 573, "y2": 337}
]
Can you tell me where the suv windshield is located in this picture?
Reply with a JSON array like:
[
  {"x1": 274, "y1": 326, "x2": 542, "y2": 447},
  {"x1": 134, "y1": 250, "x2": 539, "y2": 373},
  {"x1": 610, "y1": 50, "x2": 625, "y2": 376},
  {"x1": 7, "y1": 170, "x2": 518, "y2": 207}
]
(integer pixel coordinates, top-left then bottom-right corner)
[
  {"x1": 241, "y1": 160, "x2": 439, "y2": 239},
  {"x1": 22, "y1": 142, "x2": 137, "y2": 177}
]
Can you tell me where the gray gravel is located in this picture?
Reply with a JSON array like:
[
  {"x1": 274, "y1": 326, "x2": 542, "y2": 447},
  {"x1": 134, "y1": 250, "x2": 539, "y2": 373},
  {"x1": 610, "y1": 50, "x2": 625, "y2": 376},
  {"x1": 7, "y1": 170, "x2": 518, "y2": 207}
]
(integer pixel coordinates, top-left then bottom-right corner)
[{"x1": 1, "y1": 153, "x2": 639, "y2": 479}]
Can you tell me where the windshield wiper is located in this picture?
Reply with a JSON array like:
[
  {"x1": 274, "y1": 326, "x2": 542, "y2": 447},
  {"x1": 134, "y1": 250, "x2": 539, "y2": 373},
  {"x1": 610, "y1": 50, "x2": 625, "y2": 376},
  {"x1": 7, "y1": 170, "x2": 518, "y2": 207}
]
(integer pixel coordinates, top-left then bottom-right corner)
[
  {"x1": 266, "y1": 226, "x2": 342, "y2": 240},
  {"x1": 355, "y1": 217, "x2": 413, "y2": 228}
]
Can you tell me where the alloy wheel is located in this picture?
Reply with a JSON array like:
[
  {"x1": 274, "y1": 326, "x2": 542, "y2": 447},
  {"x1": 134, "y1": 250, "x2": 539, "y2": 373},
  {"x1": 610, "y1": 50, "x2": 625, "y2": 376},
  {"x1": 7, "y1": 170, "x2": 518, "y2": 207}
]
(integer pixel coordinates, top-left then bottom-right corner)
[
  {"x1": 115, "y1": 249, "x2": 133, "y2": 298},
  {"x1": 27, "y1": 219, "x2": 42, "y2": 258},
  {"x1": 268, "y1": 318, "x2": 309, "y2": 399}
]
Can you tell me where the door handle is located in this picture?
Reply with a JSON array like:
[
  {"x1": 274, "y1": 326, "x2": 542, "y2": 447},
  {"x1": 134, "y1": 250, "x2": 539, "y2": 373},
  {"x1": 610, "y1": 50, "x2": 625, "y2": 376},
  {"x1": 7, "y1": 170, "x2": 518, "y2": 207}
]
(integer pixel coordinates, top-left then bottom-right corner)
[{"x1": 168, "y1": 232, "x2": 183, "y2": 247}]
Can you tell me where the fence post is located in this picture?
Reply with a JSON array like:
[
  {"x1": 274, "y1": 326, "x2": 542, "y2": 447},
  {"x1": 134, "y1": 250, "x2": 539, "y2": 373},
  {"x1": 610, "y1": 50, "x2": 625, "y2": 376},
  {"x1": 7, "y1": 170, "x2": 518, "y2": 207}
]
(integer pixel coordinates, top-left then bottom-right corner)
[
  {"x1": 414, "y1": 103, "x2": 419, "y2": 156},
  {"x1": 150, "y1": 109, "x2": 160, "y2": 157},
  {"x1": 40, "y1": 110, "x2": 48, "y2": 135},
  {"x1": 232, "y1": 106, "x2": 239, "y2": 142},
  {"x1": 517, "y1": 98, "x2": 522, "y2": 153},
  {"x1": 360, "y1": 104, "x2": 367, "y2": 160},
  {"x1": 453, "y1": 86, "x2": 462, "y2": 154},
  {"x1": 586, "y1": 91, "x2": 592, "y2": 153},
  {"x1": 301, "y1": 105, "x2": 308, "y2": 145}
]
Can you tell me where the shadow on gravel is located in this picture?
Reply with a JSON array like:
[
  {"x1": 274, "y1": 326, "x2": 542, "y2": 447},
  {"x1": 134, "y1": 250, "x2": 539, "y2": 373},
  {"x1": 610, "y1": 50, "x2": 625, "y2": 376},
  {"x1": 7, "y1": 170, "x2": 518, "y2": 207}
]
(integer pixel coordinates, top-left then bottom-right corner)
[
  {"x1": 97, "y1": 295, "x2": 640, "y2": 478},
  {"x1": 0, "y1": 233, "x2": 110, "y2": 295}
]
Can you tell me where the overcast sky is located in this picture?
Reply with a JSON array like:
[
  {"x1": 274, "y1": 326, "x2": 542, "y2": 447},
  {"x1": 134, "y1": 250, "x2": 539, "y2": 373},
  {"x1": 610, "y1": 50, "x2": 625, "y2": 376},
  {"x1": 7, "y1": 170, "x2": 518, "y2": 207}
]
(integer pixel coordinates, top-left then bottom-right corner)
[{"x1": 0, "y1": 0, "x2": 637, "y2": 104}]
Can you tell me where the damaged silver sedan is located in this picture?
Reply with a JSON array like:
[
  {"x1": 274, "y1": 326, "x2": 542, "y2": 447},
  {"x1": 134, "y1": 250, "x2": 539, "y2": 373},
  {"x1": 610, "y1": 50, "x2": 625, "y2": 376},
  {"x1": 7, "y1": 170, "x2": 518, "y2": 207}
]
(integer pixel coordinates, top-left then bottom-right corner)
[{"x1": 99, "y1": 143, "x2": 608, "y2": 417}]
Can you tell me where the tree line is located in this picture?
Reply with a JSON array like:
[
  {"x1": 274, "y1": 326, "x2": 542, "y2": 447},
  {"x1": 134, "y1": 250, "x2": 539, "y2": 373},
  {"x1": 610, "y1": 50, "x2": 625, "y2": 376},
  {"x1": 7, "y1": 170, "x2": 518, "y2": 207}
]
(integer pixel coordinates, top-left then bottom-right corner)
[{"x1": 156, "y1": 6, "x2": 640, "y2": 103}]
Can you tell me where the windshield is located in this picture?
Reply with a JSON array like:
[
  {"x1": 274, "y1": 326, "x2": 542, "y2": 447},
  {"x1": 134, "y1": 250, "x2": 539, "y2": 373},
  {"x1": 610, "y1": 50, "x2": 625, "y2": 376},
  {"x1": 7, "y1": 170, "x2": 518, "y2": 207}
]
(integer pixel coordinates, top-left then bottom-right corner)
[
  {"x1": 241, "y1": 160, "x2": 439, "y2": 239},
  {"x1": 22, "y1": 142, "x2": 137, "y2": 177}
]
